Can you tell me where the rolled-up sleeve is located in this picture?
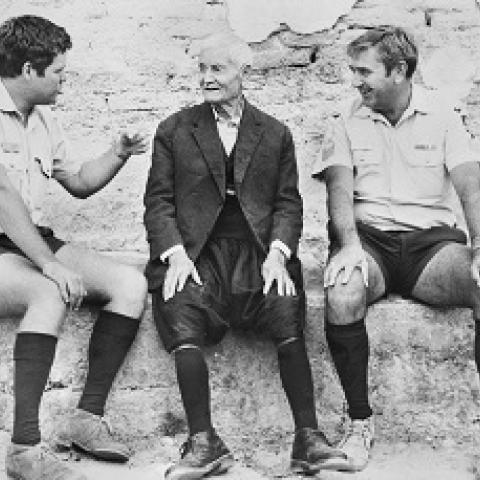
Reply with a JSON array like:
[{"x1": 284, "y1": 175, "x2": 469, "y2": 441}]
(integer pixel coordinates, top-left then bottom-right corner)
[
  {"x1": 445, "y1": 110, "x2": 477, "y2": 172},
  {"x1": 311, "y1": 116, "x2": 353, "y2": 181},
  {"x1": 50, "y1": 115, "x2": 76, "y2": 177}
]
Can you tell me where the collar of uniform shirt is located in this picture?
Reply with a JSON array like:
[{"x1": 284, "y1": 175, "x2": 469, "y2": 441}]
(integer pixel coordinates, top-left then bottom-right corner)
[
  {"x1": 354, "y1": 84, "x2": 431, "y2": 124},
  {"x1": 0, "y1": 79, "x2": 41, "y2": 126},
  {"x1": 211, "y1": 97, "x2": 244, "y2": 128},
  {"x1": 0, "y1": 80, "x2": 19, "y2": 113}
]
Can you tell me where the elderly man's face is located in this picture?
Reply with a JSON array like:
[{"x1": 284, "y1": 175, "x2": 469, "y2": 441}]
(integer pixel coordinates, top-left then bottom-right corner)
[{"x1": 198, "y1": 48, "x2": 242, "y2": 105}]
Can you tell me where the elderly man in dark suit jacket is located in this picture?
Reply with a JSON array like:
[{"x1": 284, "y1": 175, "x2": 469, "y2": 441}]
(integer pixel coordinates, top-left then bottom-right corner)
[{"x1": 144, "y1": 32, "x2": 344, "y2": 480}]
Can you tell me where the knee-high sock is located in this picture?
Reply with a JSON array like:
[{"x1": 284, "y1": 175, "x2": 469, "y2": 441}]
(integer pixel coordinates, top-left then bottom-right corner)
[
  {"x1": 12, "y1": 333, "x2": 57, "y2": 445},
  {"x1": 475, "y1": 321, "x2": 480, "y2": 376},
  {"x1": 325, "y1": 319, "x2": 372, "y2": 420},
  {"x1": 78, "y1": 310, "x2": 139, "y2": 416},
  {"x1": 277, "y1": 338, "x2": 318, "y2": 430},
  {"x1": 175, "y1": 347, "x2": 212, "y2": 435}
]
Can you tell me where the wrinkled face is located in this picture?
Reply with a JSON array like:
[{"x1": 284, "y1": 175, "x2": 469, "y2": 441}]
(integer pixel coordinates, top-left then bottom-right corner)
[
  {"x1": 29, "y1": 52, "x2": 67, "y2": 105},
  {"x1": 198, "y1": 47, "x2": 242, "y2": 105},
  {"x1": 348, "y1": 46, "x2": 396, "y2": 112}
]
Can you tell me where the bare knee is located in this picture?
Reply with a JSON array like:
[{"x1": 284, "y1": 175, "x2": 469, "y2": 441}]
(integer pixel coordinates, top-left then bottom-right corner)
[
  {"x1": 21, "y1": 281, "x2": 67, "y2": 335},
  {"x1": 326, "y1": 279, "x2": 366, "y2": 325},
  {"x1": 107, "y1": 267, "x2": 147, "y2": 317}
]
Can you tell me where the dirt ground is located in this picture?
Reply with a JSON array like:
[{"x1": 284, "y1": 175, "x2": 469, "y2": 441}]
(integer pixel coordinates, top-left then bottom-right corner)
[{"x1": 1, "y1": 0, "x2": 480, "y2": 478}]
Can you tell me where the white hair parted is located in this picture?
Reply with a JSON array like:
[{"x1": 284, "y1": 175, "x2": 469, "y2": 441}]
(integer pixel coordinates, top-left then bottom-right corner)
[{"x1": 189, "y1": 30, "x2": 253, "y2": 69}]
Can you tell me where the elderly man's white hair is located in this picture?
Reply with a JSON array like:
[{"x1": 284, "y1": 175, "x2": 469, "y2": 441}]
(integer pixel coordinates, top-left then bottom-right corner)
[{"x1": 189, "y1": 30, "x2": 253, "y2": 69}]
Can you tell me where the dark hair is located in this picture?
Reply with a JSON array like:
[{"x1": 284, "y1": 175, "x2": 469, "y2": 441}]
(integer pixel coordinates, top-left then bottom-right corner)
[
  {"x1": 347, "y1": 26, "x2": 418, "y2": 78},
  {"x1": 0, "y1": 15, "x2": 71, "y2": 78}
]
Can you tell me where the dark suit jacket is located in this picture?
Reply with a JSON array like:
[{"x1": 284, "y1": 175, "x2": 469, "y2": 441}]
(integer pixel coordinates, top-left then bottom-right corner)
[{"x1": 143, "y1": 100, "x2": 303, "y2": 291}]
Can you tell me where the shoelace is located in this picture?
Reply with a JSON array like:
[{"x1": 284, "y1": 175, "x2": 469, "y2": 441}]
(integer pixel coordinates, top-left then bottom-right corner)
[
  {"x1": 87, "y1": 416, "x2": 113, "y2": 438},
  {"x1": 35, "y1": 444, "x2": 73, "y2": 477},
  {"x1": 179, "y1": 437, "x2": 193, "y2": 458},
  {"x1": 100, "y1": 417, "x2": 113, "y2": 435},
  {"x1": 339, "y1": 420, "x2": 371, "y2": 448}
]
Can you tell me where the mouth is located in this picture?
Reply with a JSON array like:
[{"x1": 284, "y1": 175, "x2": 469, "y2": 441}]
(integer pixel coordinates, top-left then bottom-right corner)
[{"x1": 202, "y1": 86, "x2": 220, "y2": 93}]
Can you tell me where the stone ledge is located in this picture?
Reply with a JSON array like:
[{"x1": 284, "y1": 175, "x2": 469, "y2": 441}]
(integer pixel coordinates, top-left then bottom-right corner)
[{"x1": 0, "y1": 255, "x2": 476, "y2": 451}]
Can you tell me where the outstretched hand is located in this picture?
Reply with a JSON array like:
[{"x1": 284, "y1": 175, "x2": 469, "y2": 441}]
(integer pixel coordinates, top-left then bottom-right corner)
[{"x1": 114, "y1": 132, "x2": 149, "y2": 160}]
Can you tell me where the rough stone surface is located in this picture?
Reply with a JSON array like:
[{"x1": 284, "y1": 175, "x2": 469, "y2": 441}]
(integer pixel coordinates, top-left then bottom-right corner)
[{"x1": 0, "y1": 0, "x2": 479, "y2": 478}]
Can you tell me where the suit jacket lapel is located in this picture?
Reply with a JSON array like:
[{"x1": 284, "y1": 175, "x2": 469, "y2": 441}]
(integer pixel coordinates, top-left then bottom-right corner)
[
  {"x1": 234, "y1": 101, "x2": 264, "y2": 188},
  {"x1": 191, "y1": 102, "x2": 225, "y2": 197}
]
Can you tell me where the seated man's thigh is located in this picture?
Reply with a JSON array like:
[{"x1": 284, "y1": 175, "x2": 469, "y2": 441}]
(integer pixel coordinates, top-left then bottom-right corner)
[
  {"x1": 55, "y1": 244, "x2": 146, "y2": 309},
  {"x1": 326, "y1": 252, "x2": 385, "y2": 325},
  {"x1": 250, "y1": 257, "x2": 306, "y2": 340},
  {"x1": 411, "y1": 243, "x2": 474, "y2": 307},
  {"x1": 151, "y1": 274, "x2": 229, "y2": 353},
  {"x1": 0, "y1": 253, "x2": 61, "y2": 317}
]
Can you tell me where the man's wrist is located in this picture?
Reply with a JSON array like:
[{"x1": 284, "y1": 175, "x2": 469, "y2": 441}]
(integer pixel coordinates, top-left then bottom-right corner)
[
  {"x1": 112, "y1": 142, "x2": 130, "y2": 163},
  {"x1": 268, "y1": 246, "x2": 287, "y2": 264},
  {"x1": 160, "y1": 244, "x2": 185, "y2": 264},
  {"x1": 340, "y1": 235, "x2": 362, "y2": 248},
  {"x1": 40, "y1": 258, "x2": 61, "y2": 275},
  {"x1": 472, "y1": 236, "x2": 480, "y2": 252}
]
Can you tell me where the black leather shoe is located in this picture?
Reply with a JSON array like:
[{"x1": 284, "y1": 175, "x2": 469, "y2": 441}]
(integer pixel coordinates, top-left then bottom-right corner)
[
  {"x1": 165, "y1": 430, "x2": 234, "y2": 480},
  {"x1": 291, "y1": 427, "x2": 347, "y2": 474}
]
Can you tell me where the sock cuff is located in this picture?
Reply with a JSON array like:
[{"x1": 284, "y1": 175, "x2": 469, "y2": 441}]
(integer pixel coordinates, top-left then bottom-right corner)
[
  {"x1": 325, "y1": 318, "x2": 366, "y2": 337},
  {"x1": 94, "y1": 310, "x2": 140, "y2": 338},
  {"x1": 14, "y1": 332, "x2": 57, "y2": 362}
]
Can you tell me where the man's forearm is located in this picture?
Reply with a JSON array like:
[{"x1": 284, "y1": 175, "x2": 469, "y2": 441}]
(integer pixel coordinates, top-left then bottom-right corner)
[
  {"x1": 327, "y1": 182, "x2": 360, "y2": 247},
  {"x1": 0, "y1": 184, "x2": 57, "y2": 269},
  {"x1": 56, "y1": 146, "x2": 125, "y2": 198},
  {"x1": 460, "y1": 190, "x2": 480, "y2": 249}
]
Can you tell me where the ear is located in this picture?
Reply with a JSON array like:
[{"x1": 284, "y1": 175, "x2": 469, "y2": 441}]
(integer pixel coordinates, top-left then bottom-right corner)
[
  {"x1": 392, "y1": 61, "x2": 408, "y2": 83},
  {"x1": 21, "y1": 61, "x2": 33, "y2": 78}
]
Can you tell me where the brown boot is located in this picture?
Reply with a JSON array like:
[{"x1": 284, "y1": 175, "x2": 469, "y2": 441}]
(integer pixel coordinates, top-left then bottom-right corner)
[
  {"x1": 56, "y1": 409, "x2": 129, "y2": 462},
  {"x1": 6, "y1": 443, "x2": 87, "y2": 480},
  {"x1": 165, "y1": 430, "x2": 234, "y2": 480},
  {"x1": 291, "y1": 427, "x2": 347, "y2": 474}
]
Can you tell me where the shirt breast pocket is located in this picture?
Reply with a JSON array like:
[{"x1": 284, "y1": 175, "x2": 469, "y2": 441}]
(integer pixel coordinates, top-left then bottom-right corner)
[
  {"x1": 29, "y1": 153, "x2": 53, "y2": 210},
  {"x1": 409, "y1": 144, "x2": 443, "y2": 168},
  {"x1": 1, "y1": 152, "x2": 24, "y2": 191},
  {"x1": 407, "y1": 145, "x2": 445, "y2": 199},
  {"x1": 353, "y1": 148, "x2": 380, "y2": 169},
  {"x1": 352, "y1": 147, "x2": 382, "y2": 193}
]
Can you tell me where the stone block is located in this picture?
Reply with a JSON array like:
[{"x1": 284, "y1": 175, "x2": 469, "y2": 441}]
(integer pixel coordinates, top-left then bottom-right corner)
[{"x1": 0, "y1": 258, "x2": 476, "y2": 452}]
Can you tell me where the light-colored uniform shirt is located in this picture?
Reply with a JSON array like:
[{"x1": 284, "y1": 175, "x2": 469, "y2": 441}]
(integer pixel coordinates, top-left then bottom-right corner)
[
  {"x1": 160, "y1": 102, "x2": 291, "y2": 261},
  {"x1": 0, "y1": 80, "x2": 72, "y2": 233},
  {"x1": 312, "y1": 86, "x2": 476, "y2": 231}
]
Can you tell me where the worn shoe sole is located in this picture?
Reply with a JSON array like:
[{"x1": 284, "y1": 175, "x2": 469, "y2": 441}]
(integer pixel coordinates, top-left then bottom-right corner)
[
  {"x1": 6, "y1": 468, "x2": 25, "y2": 480},
  {"x1": 56, "y1": 439, "x2": 129, "y2": 463},
  {"x1": 7, "y1": 467, "x2": 86, "y2": 480},
  {"x1": 319, "y1": 437, "x2": 374, "y2": 472},
  {"x1": 165, "y1": 452, "x2": 234, "y2": 480},
  {"x1": 291, "y1": 458, "x2": 323, "y2": 475},
  {"x1": 319, "y1": 456, "x2": 367, "y2": 472}
]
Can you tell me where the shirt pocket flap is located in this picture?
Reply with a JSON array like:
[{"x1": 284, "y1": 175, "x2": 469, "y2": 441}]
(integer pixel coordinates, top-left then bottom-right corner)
[
  {"x1": 410, "y1": 143, "x2": 443, "y2": 168},
  {"x1": 32, "y1": 148, "x2": 53, "y2": 178},
  {"x1": 351, "y1": 146, "x2": 380, "y2": 166}
]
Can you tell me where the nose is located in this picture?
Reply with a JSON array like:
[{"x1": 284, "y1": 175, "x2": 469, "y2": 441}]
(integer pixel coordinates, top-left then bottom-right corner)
[
  {"x1": 202, "y1": 67, "x2": 215, "y2": 84},
  {"x1": 351, "y1": 71, "x2": 362, "y2": 88}
]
